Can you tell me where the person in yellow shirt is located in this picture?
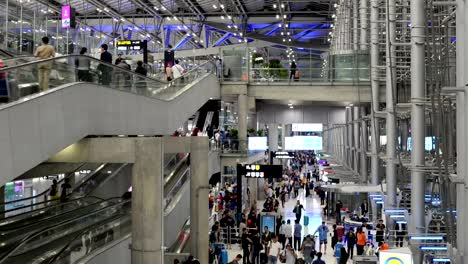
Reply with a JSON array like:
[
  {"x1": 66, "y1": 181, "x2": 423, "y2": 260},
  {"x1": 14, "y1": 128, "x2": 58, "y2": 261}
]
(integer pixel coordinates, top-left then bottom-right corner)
[{"x1": 34, "y1": 36, "x2": 56, "y2": 91}]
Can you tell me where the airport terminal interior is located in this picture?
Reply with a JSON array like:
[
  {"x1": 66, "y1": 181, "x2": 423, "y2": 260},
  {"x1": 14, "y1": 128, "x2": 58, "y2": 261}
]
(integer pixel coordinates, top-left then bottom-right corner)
[{"x1": 0, "y1": 0, "x2": 467, "y2": 263}]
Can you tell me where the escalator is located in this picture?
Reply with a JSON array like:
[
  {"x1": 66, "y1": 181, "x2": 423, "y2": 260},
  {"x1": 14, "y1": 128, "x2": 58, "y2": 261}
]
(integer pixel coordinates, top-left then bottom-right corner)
[
  {"x1": 0, "y1": 153, "x2": 192, "y2": 263},
  {"x1": 0, "y1": 54, "x2": 219, "y2": 186}
]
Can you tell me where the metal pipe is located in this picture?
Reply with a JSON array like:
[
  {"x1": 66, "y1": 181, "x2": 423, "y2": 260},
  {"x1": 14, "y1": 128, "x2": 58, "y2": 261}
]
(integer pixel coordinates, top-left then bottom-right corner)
[
  {"x1": 410, "y1": 0, "x2": 427, "y2": 262},
  {"x1": 463, "y1": 0, "x2": 468, "y2": 260},
  {"x1": 360, "y1": 107, "x2": 368, "y2": 182},
  {"x1": 370, "y1": 0, "x2": 380, "y2": 186},
  {"x1": 354, "y1": 106, "x2": 360, "y2": 173},
  {"x1": 385, "y1": 0, "x2": 397, "y2": 208},
  {"x1": 360, "y1": 0, "x2": 369, "y2": 50},
  {"x1": 4, "y1": 0, "x2": 7, "y2": 49},
  {"x1": 353, "y1": 0, "x2": 359, "y2": 50},
  {"x1": 455, "y1": 0, "x2": 466, "y2": 261}
]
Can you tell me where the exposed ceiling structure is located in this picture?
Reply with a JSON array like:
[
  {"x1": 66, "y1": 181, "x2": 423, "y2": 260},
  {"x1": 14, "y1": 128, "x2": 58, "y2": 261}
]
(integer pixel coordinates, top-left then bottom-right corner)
[{"x1": 6, "y1": 0, "x2": 336, "y2": 51}]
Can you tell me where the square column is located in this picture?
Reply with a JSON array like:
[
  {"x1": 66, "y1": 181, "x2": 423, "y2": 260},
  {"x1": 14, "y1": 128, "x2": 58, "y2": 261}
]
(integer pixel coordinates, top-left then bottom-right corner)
[
  {"x1": 132, "y1": 138, "x2": 164, "y2": 264},
  {"x1": 190, "y1": 137, "x2": 210, "y2": 263}
]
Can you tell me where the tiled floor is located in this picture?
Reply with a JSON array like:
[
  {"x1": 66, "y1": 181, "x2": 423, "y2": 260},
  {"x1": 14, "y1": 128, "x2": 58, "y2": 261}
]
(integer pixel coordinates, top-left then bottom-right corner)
[{"x1": 227, "y1": 188, "x2": 350, "y2": 263}]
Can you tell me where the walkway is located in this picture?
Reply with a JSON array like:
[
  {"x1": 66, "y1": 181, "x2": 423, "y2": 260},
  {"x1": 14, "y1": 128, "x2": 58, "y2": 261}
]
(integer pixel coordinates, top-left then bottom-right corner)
[{"x1": 227, "y1": 188, "x2": 349, "y2": 263}]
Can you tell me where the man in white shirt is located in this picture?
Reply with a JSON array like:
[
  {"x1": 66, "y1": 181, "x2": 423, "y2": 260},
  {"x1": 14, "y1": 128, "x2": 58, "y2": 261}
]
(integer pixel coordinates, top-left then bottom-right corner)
[
  {"x1": 278, "y1": 220, "x2": 286, "y2": 249},
  {"x1": 284, "y1": 219, "x2": 293, "y2": 249},
  {"x1": 171, "y1": 59, "x2": 185, "y2": 80},
  {"x1": 268, "y1": 235, "x2": 281, "y2": 264}
]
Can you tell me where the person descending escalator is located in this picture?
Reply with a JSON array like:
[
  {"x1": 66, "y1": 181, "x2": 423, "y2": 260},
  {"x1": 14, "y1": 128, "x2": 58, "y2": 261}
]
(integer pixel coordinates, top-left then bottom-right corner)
[
  {"x1": 34, "y1": 36, "x2": 56, "y2": 91},
  {"x1": 49, "y1": 179, "x2": 59, "y2": 200},
  {"x1": 98, "y1": 44, "x2": 112, "y2": 86},
  {"x1": 75, "y1": 47, "x2": 91, "y2": 82},
  {"x1": 60, "y1": 178, "x2": 72, "y2": 202}
]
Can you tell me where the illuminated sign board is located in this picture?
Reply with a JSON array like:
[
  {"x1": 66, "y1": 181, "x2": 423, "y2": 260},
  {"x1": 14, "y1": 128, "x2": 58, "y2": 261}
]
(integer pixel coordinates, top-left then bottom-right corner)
[
  {"x1": 272, "y1": 151, "x2": 295, "y2": 159},
  {"x1": 237, "y1": 164, "x2": 283, "y2": 178},
  {"x1": 285, "y1": 136, "x2": 323, "y2": 150},
  {"x1": 116, "y1": 40, "x2": 143, "y2": 51},
  {"x1": 379, "y1": 249, "x2": 413, "y2": 264},
  {"x1": 248, "y1": 137, "x2": 268, "y2": 151},
  {"x1": 61, "y1": 6, "x2": 75, "y2": 29},
  {"x1": 292, "y1": 123, "x2": 323, "y2": 132}
]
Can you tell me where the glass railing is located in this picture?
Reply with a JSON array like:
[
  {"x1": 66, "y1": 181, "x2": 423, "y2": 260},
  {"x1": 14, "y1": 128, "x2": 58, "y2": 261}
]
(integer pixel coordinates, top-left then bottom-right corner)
[
  {"x1": 0, "y1": 55, "x2": 215, "y2": 105},
  {"x1": 247, "y1": 67, "x2": 370, "y2": 84},
  {"x1": 47, "y1": 209, "x2": 131, "y2": 264},
  {"x1": 0, "y1": 198, "x2": 129, "y2": 264},
  {"x1": 0, "y1": 163, "x2": 99, "y2": 218},
  {"x1": 218, "y1": 139, "x2": 248, "y2": 154},
  {"x1": 0, "y1": 197, "x2": 120, "y2": 259},
  {"x1": 164, "y1": 165, "x2": 190, "y2": 212},
  {"x1": 72, "y1": 163, "x2": 125, "y2": 197},
  {"x1": 0, "y1": 196, "x2": 103, "y2": 231}
]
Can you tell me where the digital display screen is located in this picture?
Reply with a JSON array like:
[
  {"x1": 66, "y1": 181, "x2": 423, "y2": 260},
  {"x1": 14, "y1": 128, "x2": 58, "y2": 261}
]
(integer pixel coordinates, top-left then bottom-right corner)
[
  {"x1": 237, "y1": 164, "x2": 283, "y2": 178},
  {"x1": 116, "y1": 40, "x2": 142, "y2": 51},
  {"x1": 261, "y1": 215, "x2": 276, "y2": 234},
  {"x1": 248, "y1": 137, "x2": 268, "y2": 151},
  {"x1": 407, "y1": 137, "x2": 434, "y2": 151},
  {"x1": 285, "y1": 136, "x2": 322, "y2": 150},
  {"x1": 292, "y1": 123, "x2": 323, "y2": 132},
  {"x1": 61, "y1": 6, "x2": 71, "y2": 29}
]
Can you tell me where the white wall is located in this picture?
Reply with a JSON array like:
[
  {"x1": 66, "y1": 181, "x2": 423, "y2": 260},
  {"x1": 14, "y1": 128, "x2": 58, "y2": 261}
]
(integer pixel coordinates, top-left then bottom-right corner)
[
  {"x1": 256, "y1": 103, "x2": 346, "y2": 126},
  {"x1": 0, "y1": 74, "x2": 219, "y2": 186}
]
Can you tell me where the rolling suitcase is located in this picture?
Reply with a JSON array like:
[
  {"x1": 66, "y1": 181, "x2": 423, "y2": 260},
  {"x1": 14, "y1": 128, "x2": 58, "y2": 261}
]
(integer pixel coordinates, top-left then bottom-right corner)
[
  {"x1": 220, "y1": 249, "x2": 228, "y2": 264},
  {"x1": 260, "y1": 252, "x2": 268, "y2": 264},
  {"x1": 304, "y1": 215, "x2": 309, "y2": 226}
]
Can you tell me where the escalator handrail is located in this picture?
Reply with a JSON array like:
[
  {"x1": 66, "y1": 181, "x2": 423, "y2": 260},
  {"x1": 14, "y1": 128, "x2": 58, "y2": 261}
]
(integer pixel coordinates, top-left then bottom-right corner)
[
  {"x1": 0, "y1": 54, "x2": 215, "y2": 85},
  {"x1": 0, "y1": 163, "x2": 100, "y2": 210},
  {"x1": 82, "y1": 164, "x2": 129, "y2": 196},
  {"x1": 71, "y1": 163, "x2": 122, "y2": 197},
  {"x1": 0, "y1": 197, "x2": 129, "y2": 263},
  {"x1": 164, "y1": 166, "x2": 190, "y2": 215},
  {"x1": 164, "y1": 154, "x2": 189, "y2": 187},
  {"x1": 0, "y1": 196, "x2": 110, "y2": 232},
  {"x1": 46, "y1": 211, "x2": 131, "y2": 264},
  {"x1": 73, "y1": 233, "x2": 132, "y2": 264}
]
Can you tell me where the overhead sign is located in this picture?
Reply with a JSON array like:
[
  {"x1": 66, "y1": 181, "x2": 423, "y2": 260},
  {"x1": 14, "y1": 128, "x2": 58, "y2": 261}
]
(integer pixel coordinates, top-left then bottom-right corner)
[
  {"x1": 237, "y1": 164, "x2": 283, "y2": 178},
  {"x1": 292, "y1": 123, "x2": 323, "y2": 132},
  {"x1": 379, "y1": 248, "x2": 413, "y2": 264},
  {"x1": 248, "y1": 137, "x2": 268, "y2": 151},
  {"x1": 285, "y1": 136, "x2": 323, "y2": 150},
  {"x1": 117, "y1": 40, "x2": 143, "y2": 51},
  {"x1": 272, "y1": 151, "x2": 295, "y2": 159},
  {"x1": 61, "y1": 6, "x2": 75, "y2": 29}
]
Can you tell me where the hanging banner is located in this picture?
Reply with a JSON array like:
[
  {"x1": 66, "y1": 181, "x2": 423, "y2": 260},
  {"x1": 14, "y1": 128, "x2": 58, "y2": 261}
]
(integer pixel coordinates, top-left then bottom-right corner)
[{"x1": 61, "y1": 6, "x2": 76, "y2": 29}]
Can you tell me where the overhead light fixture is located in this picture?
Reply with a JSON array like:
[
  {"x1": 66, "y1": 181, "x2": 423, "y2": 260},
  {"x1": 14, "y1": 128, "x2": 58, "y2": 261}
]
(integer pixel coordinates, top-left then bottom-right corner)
[
  {"x1": 238, "y1": 39, "x2": 242, "y2": 43},
  {"x1": 287, "y1": 32, "x2": 290, "y2": 35},
  {"x1": 290, "y1": 106, "x2": 294, "y2": 109},
  {"x1": 281, "y1": 32, "x2": 284, "y2": 35},
  {"x1": 234, "y1": 25, "x2": 238, "y2": 29},
  {"x1": 244, "y1": 38, "x2": 248, "y2": 43},
  {"x1": 283, "y1": 38, "x2": 286, "y2": 42},
  {"x1": 278, "y1": 24, "x2": 282, "y2": 27},
  {"x1": 273, "y1": 4, "x2": 277, "y2": 8},
  {"x1": 285, "y1": 24, "x2": 289, "y2": 28},
  {"x1": 331, "y1": 24, "x2": 334, "y2": 28},
  {"x1": 283, "y1": 14, "x2": 287, "y2": 18},
  {"x1": 332, "y1": 14, "x2": 336, "y2": 18},
  {"x1": 228, "y1": 15, "x2": 232, "y2": 19},
  {"x1": 239, "y1": 32, "x2": 243, "y2": 36},
  {"x1": 220, "y1": 4, "x2": 225, "y2": 9},
  {"x1": 161, "y1": 6, "x2": 166, "y2": 10},
  {"x1": 221, "y1": 15, "x2": 225, "y2": 19},
  {"x1": 227, "y1": 25, "x2": 232, "y2": 28},
  {"x1": 281, "y1": 3, "x2": 285, "y2": 8},
  {"x1": 154, "y1": 6, "x2": 159, "y2": 10},
  {"x1": 212, "y1": 4, "x2": 217, "y2": 8},
  {"x1": 288, "y1": 103, "x2": 292, "y2": 106},
  {"x1": 288, "y1": 38, "x2": 291, "y2": 42},
  {"x1": 276, "y1": 14, "x2": 280, "y2": 19}
]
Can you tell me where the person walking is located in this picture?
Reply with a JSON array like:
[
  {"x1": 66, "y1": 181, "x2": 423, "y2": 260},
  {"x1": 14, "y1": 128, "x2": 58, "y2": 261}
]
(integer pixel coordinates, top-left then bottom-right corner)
[
  {"x1": 34, "y1": 36, "x2": 56, "y2": 91},
  {"x1": 301, "y1": 235, "x2": 315, "y2": 264},
  {"x1": 293, "y1": 220, "x2": 302, "y2": 251},
  {"x1": 285, "y1": 219, "x2": 293, "y2": 248},
  {"x1": 338, "y1": 247, "x2": 349, "y2": 264},
  {"x1": 134, "y1": 60, "x2": 147, "y2": 94},
  {"x1": 293, "y1": 200, "x2": 304, "y2": 221},
  {"x1": 241, "y1": 228, "x2": 252, "y2": 264},
  {"x1": 278, "y1": 220, "x2": 286, "y2": 249},
  {"x1": 319, "y1": 188, "x2": 326, "y2": 206},
  {"x1": 394, "y1": 221, "x2": 406, "y2": 247},
  {"x1": 375, "y1": 219, "x2": 386, "y2": 243},
  {"x1": 75, "y1": 47, "x2": 91, "y2": 82},
  {"x1": 313, "y1": 221, "x2": 329, "y2": 254},
  {"x1": 268, "y1": 235, "x2": 281, "y2": 264},
  {"x1": 172, "y1": 59, "x2": 185, "y2": 81},
  {"x1": 345, "y1": 228, "x2": 356, "y2": 260},
  {"x1": 335, "y1": 200, "x2": 343, "y2": 225},
  {"x1": 312, "y1": 252, "x2": 325, "y2": 264},
  {"x1": 251, "y1": 231, "x2": 262, "y2": 264},
  {"x1": 331, "y1": 224, "x2": 339, "y2": 251},
  {"x1": 98, "y1": 44, "x2": 112, "y2": 85},
  {"x1": 289, "y1": 61, "x2": 297, "y2": 81},
  {"x1": 284, "y1": 244, "x2": 297, "y2": 264},
  {"x1": 356, "y1": 227, "x2": 367, "y2": 255},
  {"x1": 360, "y1": 199, "x2": 369, "y2": 216}
]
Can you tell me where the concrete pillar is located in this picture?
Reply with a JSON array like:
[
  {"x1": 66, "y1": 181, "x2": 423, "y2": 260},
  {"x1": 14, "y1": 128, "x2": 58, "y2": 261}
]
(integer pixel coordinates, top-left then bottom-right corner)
[
  {"x1": 132, "y1": 138, "x2": 164, "y2": 264},
  {"x1": 360, "y1": 107, "x2": 368, "y2": 182},
  {"x1": 238, "y1": 94, "x2": 248, "y2": 151},
  {"x1": 359, "y1": 0, "x2": 369, "y2": 50},
  {"x1": 347, "y1": 107, "x2": 354, "y2": 168},
  {"x1": 268, "y1": 123, "x2": 279, "y2": 152},
  {"x1": 353, "y1": 106, "x2": 360, "y2": 173},
  {"x1": 190, "y1": 137, "x2": 210, "y2": 264}
]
